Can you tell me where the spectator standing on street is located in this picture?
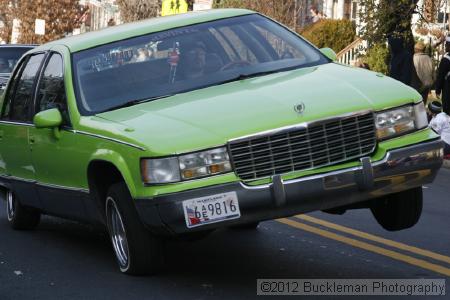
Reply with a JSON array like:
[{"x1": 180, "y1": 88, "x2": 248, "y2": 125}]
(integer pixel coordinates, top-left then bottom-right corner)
[
  {"x1": 388, "y1": 36, "x2": 414, "y2": 86},
  {"x1": 411, "y1": 41, "x2": 434, "y2": 102},
  {"x1": 435, "y1": 37, "x2": 450, "y2": 115},
  {"x1": 428, "y1": 101, "x2": 450, "y2": 156}
]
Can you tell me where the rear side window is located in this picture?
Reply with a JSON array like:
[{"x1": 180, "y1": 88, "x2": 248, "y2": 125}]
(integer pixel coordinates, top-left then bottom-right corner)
[
  {"x1": 1, "y1": 58, "x2": 27, "y2": 119},
  {"x1": 6, "y1": 53, "x2": 45, "y2": 122},
  {"x1": 36, "y1": 53, "x2": 69, "y2": 123}
]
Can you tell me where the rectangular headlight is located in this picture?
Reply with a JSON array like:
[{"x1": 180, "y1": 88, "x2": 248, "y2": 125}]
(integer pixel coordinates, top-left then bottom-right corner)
[
  {"x1": 141, "y1": 157, "x2": 181, "y2": 184},
  {"x1": 179, "y1": 147, "x2": 231, "y2": 180},
  {"x1": 375, "y1": 103, "x2": 427, "y2": 140},
  {"x1": 141, "y1": 147, "x2": 231, "y2": 184}
]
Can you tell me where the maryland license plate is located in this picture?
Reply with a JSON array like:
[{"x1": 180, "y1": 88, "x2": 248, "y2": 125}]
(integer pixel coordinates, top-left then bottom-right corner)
[{"x1": 182, "y1": 192, "x2": 241, "y2": 228}]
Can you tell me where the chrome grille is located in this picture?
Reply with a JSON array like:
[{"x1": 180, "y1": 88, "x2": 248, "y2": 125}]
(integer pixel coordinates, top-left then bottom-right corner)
[{"x1": 228, "y1": 113, "x2": 376, "y2": 180}]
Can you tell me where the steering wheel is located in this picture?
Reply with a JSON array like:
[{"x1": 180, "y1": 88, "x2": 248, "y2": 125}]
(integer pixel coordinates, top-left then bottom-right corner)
[{"x1": 220, "y1": 60, "x2": 251, "y2": 71}]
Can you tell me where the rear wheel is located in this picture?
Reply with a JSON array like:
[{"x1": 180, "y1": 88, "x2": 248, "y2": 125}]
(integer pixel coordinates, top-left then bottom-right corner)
[
  {"x1": 371, "y1": 187, "x2": 423, "y2": 231},
  {"x1": 6, "y1": 190, "x2": 40, "y2": 230},
  {"x1": 105, "y1": 182, "x2": 164, "y2": 275}
]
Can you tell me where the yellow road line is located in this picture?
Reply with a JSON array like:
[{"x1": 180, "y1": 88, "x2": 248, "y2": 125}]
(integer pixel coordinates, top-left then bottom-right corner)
[
  {"x1": 277, "y1": 218, "x2": 450, "y2": 277},
  {"x1": 296, "y1": 214, "x2": 450, "y2": 265}
]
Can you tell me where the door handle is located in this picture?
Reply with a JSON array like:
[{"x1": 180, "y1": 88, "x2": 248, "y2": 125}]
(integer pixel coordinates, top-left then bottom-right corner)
[{"x1": 29, "y1": 134, "x2": 35, "y2": 144}]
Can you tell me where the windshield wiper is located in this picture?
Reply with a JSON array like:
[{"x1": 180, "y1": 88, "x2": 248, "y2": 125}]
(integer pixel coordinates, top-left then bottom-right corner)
[
  {"x1": 221, "y1": 70, "x2": 280, "y2": 85},
  {"x1": 101, "y1": 94, "x2": 174, "y2": 113},
  {"x1": 218, "y1": 64, "x2": 305, "y2": 86}
]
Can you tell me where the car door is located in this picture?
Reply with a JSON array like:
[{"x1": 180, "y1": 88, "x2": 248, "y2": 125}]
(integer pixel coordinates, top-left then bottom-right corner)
[
  {"x1": 0, "y1": 53, "x2": 46, "y2": 208},
  {"x1": 29, "y1": 51, "x2": 89, "y2": 220}
]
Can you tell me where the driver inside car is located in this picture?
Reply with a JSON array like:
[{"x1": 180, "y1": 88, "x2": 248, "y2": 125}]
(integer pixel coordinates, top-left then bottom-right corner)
[
  {"x1": 179, "y1": 41, "x2": 226, "y2": 80},
  {"x1": 183, "y1": 42, "x2": 207, "y2": 80}
]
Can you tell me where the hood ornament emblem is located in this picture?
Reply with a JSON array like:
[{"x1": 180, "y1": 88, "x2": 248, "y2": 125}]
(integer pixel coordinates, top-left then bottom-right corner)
[{"x1": 294, "y1": 102, "x2": 305, "y2": 114}]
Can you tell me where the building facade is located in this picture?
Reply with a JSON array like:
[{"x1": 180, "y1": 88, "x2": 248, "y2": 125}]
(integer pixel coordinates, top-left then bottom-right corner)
[{"x1": 78, "y1": 0, "x2": 121, "y2": 33}]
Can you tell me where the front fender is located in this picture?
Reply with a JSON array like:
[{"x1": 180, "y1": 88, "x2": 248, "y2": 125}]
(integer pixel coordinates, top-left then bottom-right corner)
[{"x1": 89, "y1": 149, "x2": 139, "y2": 197}]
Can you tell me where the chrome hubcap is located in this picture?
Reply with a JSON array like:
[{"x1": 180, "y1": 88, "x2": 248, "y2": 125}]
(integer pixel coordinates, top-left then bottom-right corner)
[
  {"x1": 6, "y1": 190, "x2": 15, "y2": 221},
  {"x1": 106, "y1": 197, "x2": 129, "y2": 269}
]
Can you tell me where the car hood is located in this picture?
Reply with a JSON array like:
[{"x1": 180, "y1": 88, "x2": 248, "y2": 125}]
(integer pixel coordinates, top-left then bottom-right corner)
[{"x1": 93, "y1": 63, "x2": 420, "y2": 155}]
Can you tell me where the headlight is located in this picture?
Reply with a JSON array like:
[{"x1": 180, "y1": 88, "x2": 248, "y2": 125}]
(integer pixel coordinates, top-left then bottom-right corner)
[
  {"x1": 141, "y1": 147, "x2": 232, "y2": 184},
  {"x1": 141, "y1": 157, "x2": 180, "y2": 184},
  {"x1": 375, "y1": 103, "x2": 428, "y2": 140}
]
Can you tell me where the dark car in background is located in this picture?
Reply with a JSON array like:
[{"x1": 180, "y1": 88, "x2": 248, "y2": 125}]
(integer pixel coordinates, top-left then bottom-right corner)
[{"x1": 0, "y1": 44, "x2": 36, "y2": 93}]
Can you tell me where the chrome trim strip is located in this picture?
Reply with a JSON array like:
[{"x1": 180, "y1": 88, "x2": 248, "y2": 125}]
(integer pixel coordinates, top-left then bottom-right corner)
[
  {"x1": 36, "y1": 182, "x2": 89, "y2": 194},
  {"x1": 0, "y1": 174, "x2": 89, "y2": 194},
  {"x1": 8, "y1": 175, "x2": 36, "y2": 183},
  {"x1": 0, "y1": 120, "x2": 34, "y2": 126},
  {"x1": 228, "y1": 110, "x2": 373, "y2": 143},
  {"x1": 239, "y1": 139, "x2": 444, "y2": 190},
  {"x1": 68, "y1": 130, "x2": 146, "y2": 151}
]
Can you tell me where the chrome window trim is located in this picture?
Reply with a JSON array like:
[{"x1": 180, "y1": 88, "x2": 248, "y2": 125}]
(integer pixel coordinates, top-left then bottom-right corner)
[{"x1": 68, "y1": 129, "x2": 146, "y2": 151}]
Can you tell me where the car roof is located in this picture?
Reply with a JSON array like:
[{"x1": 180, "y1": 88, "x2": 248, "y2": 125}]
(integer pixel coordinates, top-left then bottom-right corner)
[
  {"x1": 34, "y1": 9, "x2": 254, "y2": 53},
  {"x1": 0, "y1": 44, "x2": 37, "y2": 48}
]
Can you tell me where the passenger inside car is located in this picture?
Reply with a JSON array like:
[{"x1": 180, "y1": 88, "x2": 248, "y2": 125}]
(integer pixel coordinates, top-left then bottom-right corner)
[{"x1": 0, "y1": 58, "x2": 10, "y2": 73}]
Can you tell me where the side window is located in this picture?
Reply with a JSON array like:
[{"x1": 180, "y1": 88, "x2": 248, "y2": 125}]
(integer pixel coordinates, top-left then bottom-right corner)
[
  {"x1": 1, "y1": 57, "x2": 27, "y2": 119},
  {"x1": 209, "y1": 28, "x2": 239, "y2": 61},
  {"x1": 8, "y1": 54, "x2": 45, "y2": 122},
  {"x1": 253, "y1": 24, "x2": 305, "y2": 60},
  {"x1": 36, "y1": 53, "x2": 68, "y2": 123},
  {"x1": 217, "y1": 27, "x2": 258, "y2": 64}
]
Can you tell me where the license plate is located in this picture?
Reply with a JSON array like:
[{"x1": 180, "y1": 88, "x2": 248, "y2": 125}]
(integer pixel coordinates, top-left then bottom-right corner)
[{"x1": 182, "y1": 192, "x2": 241, "y2": 228}]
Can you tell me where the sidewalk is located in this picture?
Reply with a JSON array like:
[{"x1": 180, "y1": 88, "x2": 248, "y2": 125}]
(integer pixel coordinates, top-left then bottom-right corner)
[{"x1": 444, "y1": 159, "x2": 450, "y2": 169}]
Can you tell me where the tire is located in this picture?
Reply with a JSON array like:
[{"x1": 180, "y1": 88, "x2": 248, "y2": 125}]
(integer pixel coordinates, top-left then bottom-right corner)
[
  {"x1": 5, "y1": 190, "x2": 40, "y2": 230},
  {"x1": 105, "y1": 182, "x2": 164, "y2": 275},
  {"x1": 371, "y1": 187, "x2": 423, "y2": 232},
  {"x1": 232, "y1": 222, "x2": 260, "y2": 230}
]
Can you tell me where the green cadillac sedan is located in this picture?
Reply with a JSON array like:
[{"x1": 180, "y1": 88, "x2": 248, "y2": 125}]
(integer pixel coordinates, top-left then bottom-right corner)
[{"x1": 0, "y1": 9, "x2": 443, "y2": 275}]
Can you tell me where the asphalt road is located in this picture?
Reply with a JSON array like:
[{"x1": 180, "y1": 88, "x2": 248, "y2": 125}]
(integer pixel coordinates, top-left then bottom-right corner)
[{"x1": 0, "y1": 169, "x2": 449, "y2": 300}]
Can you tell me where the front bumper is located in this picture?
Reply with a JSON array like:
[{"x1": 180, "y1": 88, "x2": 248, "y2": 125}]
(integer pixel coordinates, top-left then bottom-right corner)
[{"x1": 135, "y1": 139, "x2": 444, "y2": 235}]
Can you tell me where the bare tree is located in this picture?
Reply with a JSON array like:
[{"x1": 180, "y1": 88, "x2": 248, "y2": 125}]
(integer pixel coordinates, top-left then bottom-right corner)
[
  {"x1": 116, "y1": 0, "x2": 161, "y2": 23},
  {"x1": 214, "y1": 0, "x2": 303, "y2": 31},
  {"x1": 17, "y1": 0, "x2": 86, "y2": 44},
  {"x1": 0, "y1": 0, "x2": 19, "y2": 43},
  {"x1": 0, "y1": 0, "x2": 86, "y2": 44}
]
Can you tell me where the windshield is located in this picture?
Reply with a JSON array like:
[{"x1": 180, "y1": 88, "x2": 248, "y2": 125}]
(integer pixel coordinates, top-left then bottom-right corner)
[
  {"x1": 0, "y1": 47, "x2": 32, "y2": 73},
  {"x1": 72, "y1": 14, "x2": 329, "y2": 115}
]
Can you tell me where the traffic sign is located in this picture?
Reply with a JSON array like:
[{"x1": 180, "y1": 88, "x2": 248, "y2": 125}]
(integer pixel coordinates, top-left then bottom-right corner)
[{"x1": 161, "y1": 0, "x2": 188, "y2": 16}]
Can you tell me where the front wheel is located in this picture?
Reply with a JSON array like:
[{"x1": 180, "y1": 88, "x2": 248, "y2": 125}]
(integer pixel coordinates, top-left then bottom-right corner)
[
  {"x1": 6, "y1": 190, "x2": 40, "y2": 230},
  {"x1": 105, "y1": 182, "x2": 164, "y2": 275},
  {"x1": 371, "y1": 187, "x2": 423, "y2": 231}
]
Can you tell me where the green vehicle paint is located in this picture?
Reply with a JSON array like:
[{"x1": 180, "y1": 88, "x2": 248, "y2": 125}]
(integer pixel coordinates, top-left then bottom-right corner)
[{"x1": 0, "y1": 9, "x2": 440, "y2": 201}]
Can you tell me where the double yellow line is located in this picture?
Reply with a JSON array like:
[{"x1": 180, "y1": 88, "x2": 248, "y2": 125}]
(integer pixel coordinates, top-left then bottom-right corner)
[{"x1": 277, "y1": 215, "x2": 450, "y2": 277}]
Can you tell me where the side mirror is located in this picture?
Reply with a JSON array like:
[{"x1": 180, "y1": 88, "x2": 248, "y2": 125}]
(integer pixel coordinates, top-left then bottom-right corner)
[
  {"x1": 33, "y1": 108, "x2": 62, "y2": 129},
  {"x1": 320, "y1": 48, "x2": 337, "y2": 61}
]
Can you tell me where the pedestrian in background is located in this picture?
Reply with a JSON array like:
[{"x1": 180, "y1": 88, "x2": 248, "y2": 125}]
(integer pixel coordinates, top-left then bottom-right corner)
[
  {"x1": 428, "y1": 101, "x2": 450, "y2": 157},
  {"x1": 435, "y1": 37, "x2": 450, "y2": 115},
  {"x1": 310, "y1": 7, "x2": 320, "y2": 23},
  {"x1": 411, "y1": 41, "x2": 434, "y2": 103},
  {"x1": 388, "y1": 36, "x2": 414, "y2": 86}
]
